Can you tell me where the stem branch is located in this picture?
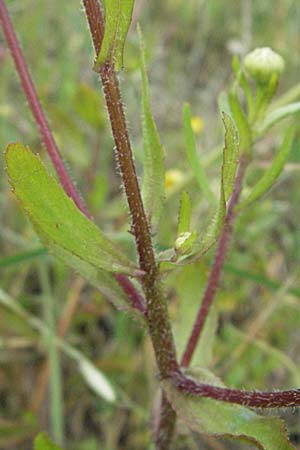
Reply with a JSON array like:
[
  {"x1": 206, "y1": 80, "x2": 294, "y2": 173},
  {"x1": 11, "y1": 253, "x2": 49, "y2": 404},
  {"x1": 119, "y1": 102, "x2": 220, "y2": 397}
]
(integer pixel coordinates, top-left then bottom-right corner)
[{"x1": 173, "y1": 371, "x2": 300, "y2": 408}]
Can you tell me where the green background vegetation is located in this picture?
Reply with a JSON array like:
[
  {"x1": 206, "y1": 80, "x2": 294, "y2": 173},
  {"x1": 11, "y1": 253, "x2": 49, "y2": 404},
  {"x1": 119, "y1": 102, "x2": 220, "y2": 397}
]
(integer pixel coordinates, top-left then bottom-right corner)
[{"x1": 0, "y1": 0, "x2": 300, "y2": 448}]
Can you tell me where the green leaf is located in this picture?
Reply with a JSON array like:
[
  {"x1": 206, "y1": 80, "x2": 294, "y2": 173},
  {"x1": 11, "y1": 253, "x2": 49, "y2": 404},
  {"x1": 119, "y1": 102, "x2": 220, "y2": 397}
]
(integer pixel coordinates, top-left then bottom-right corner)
[
  {"x1": 177, "y1": 191, "x2": 191, "y2": 235},
  {"x1": 221, "y1": 112, "x2": 239, "y2": 201},
  {"x1": 163, "y1": 368, "x2": 295, "y2": 450},
  {"x1": 0, "y1": 246, "x2": 137, "y2": 313},
  {"x1": 238, "y1": 127, "x2": 294, "y2": 210},
  {"x1": 194, "y1": 182, "x2": 225, "y2": 259},
  {"x1": 194, "y1": 113, "x2": 238, "y2": 256},
  {"x1": 5, "y1": 143, "x2": 140, "y2": 277},
  {"x1": 183, "y1": 103, "x2": 216, "y2": 205},
  {"x1": 138, "y1": 26, "x2": 165, "y2": 229},
  {"x1": 172, "y1": 263, "x2": 217, "y2": 367},
  {"x1": 34, "y1": 433, "x2": 64, "y2": 450},
  {"x1": 257, "y1": 102, "x2": 300, "y2": 135},
  {"x1": 46, "y1": 241, "x2": 137, "y2": 313},
  {"x1": 228, "y1": 86, "x2": 252, "y2": 153},
  {"x1": 95, "y1": 0, "x2": 135, "y2": 71}
]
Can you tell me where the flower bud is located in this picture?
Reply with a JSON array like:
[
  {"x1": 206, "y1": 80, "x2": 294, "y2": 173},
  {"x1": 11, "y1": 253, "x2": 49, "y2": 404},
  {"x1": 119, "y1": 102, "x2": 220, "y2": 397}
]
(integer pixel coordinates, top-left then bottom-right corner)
[
  {"x1": 244, "y1": 47, "x2": 285, "y2": 84},
  {"x1": 175, "y1": 231, "x2": 197, "y2": 255}
]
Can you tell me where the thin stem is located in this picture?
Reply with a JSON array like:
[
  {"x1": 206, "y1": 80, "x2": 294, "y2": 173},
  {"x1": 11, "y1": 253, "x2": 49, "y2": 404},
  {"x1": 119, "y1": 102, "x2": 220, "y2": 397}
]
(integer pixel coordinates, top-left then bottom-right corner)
[
  {"x1": 0, "y1": 0, "x2": 90, "y2": 217},
  {"x1": 172, "y1": 371, "x2": 300, "y2": 408},
  {"x1": 181, "y1": 154, "x2": 248, "y2": 368},
  {"x1": 83, "y1": 0, "x2": 178, "y2": 380}
]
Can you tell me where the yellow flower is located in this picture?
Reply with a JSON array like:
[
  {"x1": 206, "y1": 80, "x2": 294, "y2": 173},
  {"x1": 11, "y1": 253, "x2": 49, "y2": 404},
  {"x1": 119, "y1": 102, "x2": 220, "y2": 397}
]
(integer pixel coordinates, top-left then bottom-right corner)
[
  {"x1": 191, "y1": 116, "x2": 204, "y2": 135},
  {"x1": 165, "y1": 169, "x2": 184, "y2": 192}
]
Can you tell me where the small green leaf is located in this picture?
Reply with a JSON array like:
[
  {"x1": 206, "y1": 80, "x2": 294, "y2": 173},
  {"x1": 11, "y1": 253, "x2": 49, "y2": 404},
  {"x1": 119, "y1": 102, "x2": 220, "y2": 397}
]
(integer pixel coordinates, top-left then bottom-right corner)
[
  {"x1": 194, "y1": 114, "x2": 237, "y2": 256},
  {"x1": 95, "y1": 0, "x2": 135, "y2": 71},
  {"x1": 221, "y1": 112, "x2": 239, "y2": 201},
  {"x1": 228, "y1": 86, "x2": 252, "y2": 153},
  {"x1": 257, "y1": 102, "x2": 300, "y2": 135},
  {"x1": 138, "y1": 26, "x2": 165, "y2": 229},
  {"x1": 195, "y1": 175, "x2": 225, "y2": 257},
  {"x1": 5, "y1": 143, "x2": 140, "y2": 277},
  {"x1": 183, "y1": 103, "x2": 216, "y2": 205},
  {"x1": 163, "y1": 369, "x2": 295, "y2": 450},
  {"x1": 34, "y1": 433, "x2": 64, "y2": 450},
  {"x1": 177, "y1": 191, "x2": 192, "y2": 235},
  {"x1": 238, "y1": 127, "x2": 294, "y2": 210}
]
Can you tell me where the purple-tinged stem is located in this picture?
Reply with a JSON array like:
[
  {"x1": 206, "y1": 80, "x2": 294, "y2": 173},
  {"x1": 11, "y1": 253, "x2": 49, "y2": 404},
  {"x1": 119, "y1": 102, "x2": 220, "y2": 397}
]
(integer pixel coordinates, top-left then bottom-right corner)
[
  {"x1": 115, "y1": 274, "x2": 147, "y2": 315},
  {"x1": 173, "y1": 371, "x2": 300, "y2": 408},
  {"x1": 0, "y1": 0, "x2": 90, "y2": 217},
  {"x1": 0, "y1": 0, "x2": 147, "y2": 315},
  {"x1": 181, "y1": 154, "x2": 248, "y2": 368}
]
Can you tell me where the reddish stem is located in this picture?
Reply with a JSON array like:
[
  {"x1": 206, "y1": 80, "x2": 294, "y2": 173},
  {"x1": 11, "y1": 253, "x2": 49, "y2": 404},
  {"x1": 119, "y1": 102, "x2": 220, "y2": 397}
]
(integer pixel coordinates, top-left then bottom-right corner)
[
  {"x1": 0, "y1": 0, "x2": 90, "y2": 217},
  {"x1": 115, "y1": 274, "x2": 147, "y2": 315},
  {"x1": 0, "y1": 0, "x2": 146, "y2": 316},
  {"x1": 181, "y1": 155, "x2": 248, "y2": 367},
  {"x1": 173, "y1": 371, "x2": 300, "y2": 408}
]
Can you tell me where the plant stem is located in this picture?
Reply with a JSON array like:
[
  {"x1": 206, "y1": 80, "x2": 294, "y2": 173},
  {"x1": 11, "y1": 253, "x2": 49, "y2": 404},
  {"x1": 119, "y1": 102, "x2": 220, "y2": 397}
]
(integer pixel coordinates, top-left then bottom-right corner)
[
  {"x1": 83, "y1": 0, "x2": 178, "y2": 379},
  {"x1": 0, "y1": 0, "x2": 90, "y2": 217},
  {"x1": 172, "y1": 371, "x2": 300, "y2": 408},
  {"x1": 83, "y1": 7, "x2": 178, "y2": 450},
  {"x1": 181, "y1": 154, "x2": 248, "y2": 368},
  {"x1": 153, "y1": 393, "x2": 177, "y2": 450}
]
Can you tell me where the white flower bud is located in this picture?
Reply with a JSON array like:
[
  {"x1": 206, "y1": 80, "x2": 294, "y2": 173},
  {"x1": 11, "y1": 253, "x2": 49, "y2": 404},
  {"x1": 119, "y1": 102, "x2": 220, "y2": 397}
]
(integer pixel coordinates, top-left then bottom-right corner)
[{"x1": 244, "y1": 47, "x2": 285, "y2": 84}]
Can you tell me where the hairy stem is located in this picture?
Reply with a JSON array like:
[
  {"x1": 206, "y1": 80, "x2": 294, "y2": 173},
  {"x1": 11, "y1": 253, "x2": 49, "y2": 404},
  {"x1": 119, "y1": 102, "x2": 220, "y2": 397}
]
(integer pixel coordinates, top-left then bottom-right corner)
[
  {"x1": 181, "y1": 154, "x2": 248, "y2": 367},
  {"x1": 83, "y1": 0, "x2": 178, "y2": 380},
  {"x1": 83, "y1": 5, "x2": 179, "y2": 448},
  {"x1": 173, "y1": 371, "x2": 300, "y2": 408},
  {"x1": 0, "y1": 0, "x2": 89, "y2": 217},
  {"x1": 153, "y1": 393, "x2": 177, "y2": 450}
]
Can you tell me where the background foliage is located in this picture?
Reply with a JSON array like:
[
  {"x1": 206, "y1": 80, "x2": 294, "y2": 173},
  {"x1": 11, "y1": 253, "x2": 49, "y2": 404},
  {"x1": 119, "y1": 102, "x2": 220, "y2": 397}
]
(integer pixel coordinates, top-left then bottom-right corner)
[{"x1": 0, "y1": 0, "x2": 300, "y2": 448}]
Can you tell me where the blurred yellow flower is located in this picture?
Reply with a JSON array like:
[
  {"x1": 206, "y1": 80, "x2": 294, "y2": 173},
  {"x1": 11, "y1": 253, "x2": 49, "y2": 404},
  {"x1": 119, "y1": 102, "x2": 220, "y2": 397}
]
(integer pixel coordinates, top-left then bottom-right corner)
[
  {"x1": 191, "y1": 116, "x2": 204, "y2": 135},
  {"x1": 165, "y1": 169, "x2": 184, "y2": 192}
]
